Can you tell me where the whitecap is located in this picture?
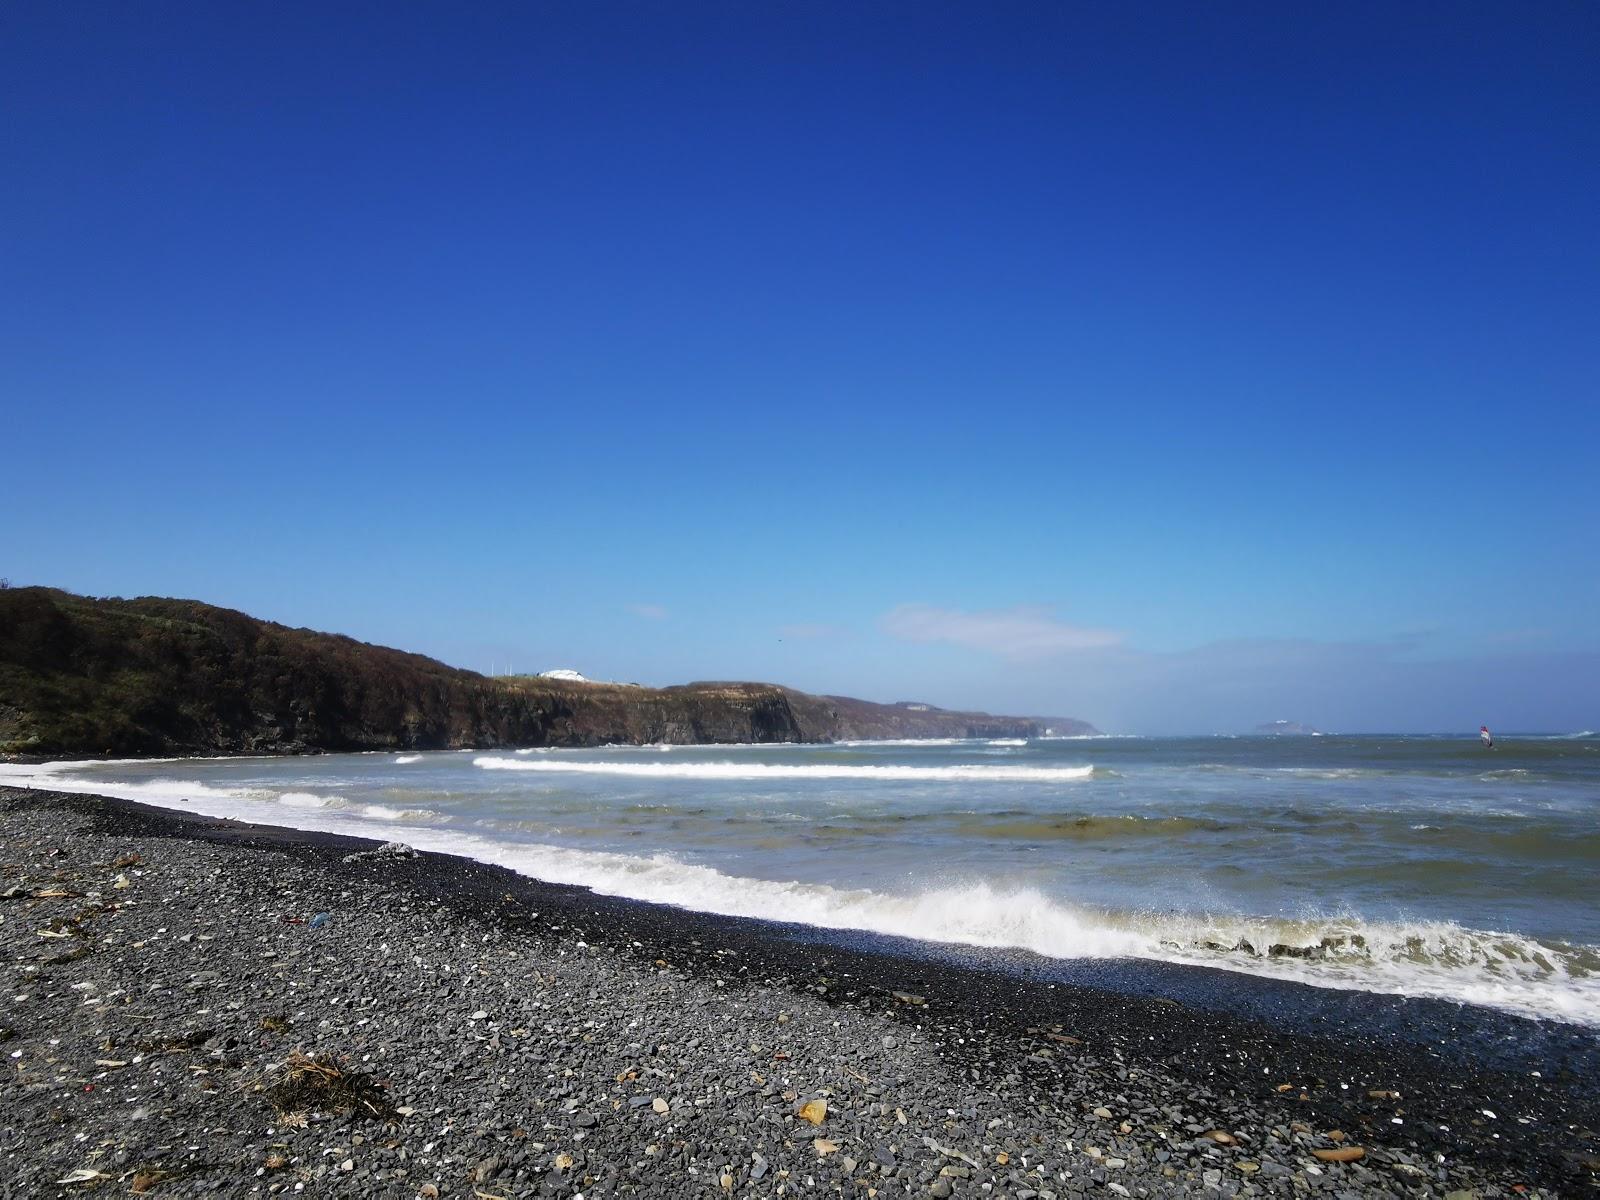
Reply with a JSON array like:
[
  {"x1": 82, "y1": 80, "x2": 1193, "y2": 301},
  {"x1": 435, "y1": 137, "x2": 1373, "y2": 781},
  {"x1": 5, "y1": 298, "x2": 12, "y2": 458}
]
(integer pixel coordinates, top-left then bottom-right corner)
[{"x1": 471, "y1": 756, "x2": 1094, "y2": 783}]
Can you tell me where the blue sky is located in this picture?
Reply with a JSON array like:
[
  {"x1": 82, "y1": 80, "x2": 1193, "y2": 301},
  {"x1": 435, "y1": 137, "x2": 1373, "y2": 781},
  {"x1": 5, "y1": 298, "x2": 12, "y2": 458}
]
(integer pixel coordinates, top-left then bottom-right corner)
[{"x1": 4, "y1": 3, "x2": 1597, "y2": 732}]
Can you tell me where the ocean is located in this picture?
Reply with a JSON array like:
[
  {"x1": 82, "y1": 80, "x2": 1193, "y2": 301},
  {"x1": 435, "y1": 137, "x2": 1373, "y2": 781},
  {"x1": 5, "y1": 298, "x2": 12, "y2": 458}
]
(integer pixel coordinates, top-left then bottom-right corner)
[{"x1": 6, "y1": 733, "x2": 1597, "y2": 1025}]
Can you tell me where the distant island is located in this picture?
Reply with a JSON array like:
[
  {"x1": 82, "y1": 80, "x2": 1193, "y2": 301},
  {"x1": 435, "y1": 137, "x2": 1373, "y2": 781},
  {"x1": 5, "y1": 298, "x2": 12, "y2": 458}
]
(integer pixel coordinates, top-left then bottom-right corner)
[
  {"x1": 1256, "y1": 720, "x2": 1320, "y2": 736},
  {"x1": 0, "y1": 588, "x2": 1097, "y2": 758}
]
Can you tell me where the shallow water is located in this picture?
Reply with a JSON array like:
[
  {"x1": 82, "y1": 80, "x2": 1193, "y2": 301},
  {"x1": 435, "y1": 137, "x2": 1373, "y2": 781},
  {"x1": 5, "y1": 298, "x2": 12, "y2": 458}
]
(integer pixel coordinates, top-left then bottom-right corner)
[{"x1": 7, "y1": 733, "x2": 1598, "y2": 1024}]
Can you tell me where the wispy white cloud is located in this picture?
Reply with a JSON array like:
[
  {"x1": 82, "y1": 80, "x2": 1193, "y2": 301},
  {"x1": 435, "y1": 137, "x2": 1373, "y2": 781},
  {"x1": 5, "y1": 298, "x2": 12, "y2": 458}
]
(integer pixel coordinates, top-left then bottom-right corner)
[
  {"x1": 627, "y1": 603, "x2": 668, "y2": 621},
  {"x1": 880, "y1": 604, "x2": 1122, "y2": 659}
]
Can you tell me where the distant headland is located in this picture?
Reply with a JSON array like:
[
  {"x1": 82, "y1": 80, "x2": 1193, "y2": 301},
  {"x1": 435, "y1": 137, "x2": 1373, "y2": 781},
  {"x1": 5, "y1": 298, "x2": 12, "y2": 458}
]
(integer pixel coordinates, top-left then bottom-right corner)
[{"x1": 0, "y1": 587, "x2": 1097, "y2": 758}]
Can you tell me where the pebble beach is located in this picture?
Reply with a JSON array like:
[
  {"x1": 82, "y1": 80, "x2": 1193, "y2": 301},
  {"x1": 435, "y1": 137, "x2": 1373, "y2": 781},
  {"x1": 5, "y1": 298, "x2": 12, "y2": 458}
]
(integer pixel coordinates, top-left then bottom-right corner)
[{"x1": 2, "y1": 785, "x2": 1595, "y2": 1198}]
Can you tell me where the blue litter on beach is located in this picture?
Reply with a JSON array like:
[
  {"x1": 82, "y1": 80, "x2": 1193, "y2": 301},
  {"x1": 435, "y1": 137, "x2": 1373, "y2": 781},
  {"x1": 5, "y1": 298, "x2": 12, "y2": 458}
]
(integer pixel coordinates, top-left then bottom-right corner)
[{"x1": 309, "y1": 912, "x2": 330, "y2": 929}]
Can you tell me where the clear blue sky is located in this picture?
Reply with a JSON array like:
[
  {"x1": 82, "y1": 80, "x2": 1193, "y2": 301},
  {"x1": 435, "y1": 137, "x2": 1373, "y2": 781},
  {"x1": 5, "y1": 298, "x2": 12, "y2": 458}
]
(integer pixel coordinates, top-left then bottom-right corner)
[{"x1": 4, "y1": 3, "x2": 1597, "y2": 732}]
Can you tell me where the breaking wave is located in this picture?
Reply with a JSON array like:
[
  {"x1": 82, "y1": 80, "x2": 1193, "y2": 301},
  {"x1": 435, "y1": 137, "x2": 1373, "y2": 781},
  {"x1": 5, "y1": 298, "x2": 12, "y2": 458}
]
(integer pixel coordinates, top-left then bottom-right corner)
[
  {"x1": 395, "y1": 754, "x2": 425, "y2": 765},
  {"x1": 0, "y1": 767, "x2": 441, "y2": 825},
  {"x1": 471, "y1": 756, "x2": 1094, "y2": 782},
  {"x1": 831, "y1": 737, "x2": 972, "y2": 748}
]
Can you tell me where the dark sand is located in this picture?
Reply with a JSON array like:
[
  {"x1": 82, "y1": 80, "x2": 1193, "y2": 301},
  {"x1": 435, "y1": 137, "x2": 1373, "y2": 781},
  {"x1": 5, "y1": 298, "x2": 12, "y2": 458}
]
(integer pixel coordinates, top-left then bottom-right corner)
[{"x1": 1, "y1": 785, "x2": 1594, "y2": 1197}]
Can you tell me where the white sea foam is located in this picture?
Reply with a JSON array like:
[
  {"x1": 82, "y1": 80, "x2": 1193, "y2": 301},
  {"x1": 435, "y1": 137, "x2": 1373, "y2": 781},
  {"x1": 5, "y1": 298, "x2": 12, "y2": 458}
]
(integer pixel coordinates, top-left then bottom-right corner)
[
  {"x1": 0, "y1": 767, "x2": 442, "y2": 825},
  {"x1": 1035, "y1": 733, "x2": 1142, "y2": 741},
  {"x1": 987, "y1": 738, "x2": 1028, "y2": 747},
  {"x1": 360, "y1": 803, "x2": 440, "y2": 822},
  {"x1": 471, "y1": 756, "x2": 1094, "y2": 782},
  {"x1": 279, "y1": 790, "x2": 344, "y2": 809},
  {"x1": 831, "y1": 738, "x2": 972, "y2": 748},
  {"x1": 395, "y1": 754, "x2": 425, "y2": 765}
]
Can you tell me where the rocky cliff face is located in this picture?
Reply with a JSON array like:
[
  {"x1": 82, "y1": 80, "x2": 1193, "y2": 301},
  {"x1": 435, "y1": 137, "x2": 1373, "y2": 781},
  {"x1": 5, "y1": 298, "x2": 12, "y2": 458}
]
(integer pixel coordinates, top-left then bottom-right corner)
[{"x1": 0, "y1": 588, "x2": 1096, "y2": 757}]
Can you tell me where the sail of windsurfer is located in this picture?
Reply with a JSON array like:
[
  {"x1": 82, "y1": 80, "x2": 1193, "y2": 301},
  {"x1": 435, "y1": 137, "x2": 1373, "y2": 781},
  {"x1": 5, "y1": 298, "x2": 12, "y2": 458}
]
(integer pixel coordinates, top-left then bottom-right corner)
[{"x1": 1480, "y1": 725, "x2": 1494, "y2": 749}]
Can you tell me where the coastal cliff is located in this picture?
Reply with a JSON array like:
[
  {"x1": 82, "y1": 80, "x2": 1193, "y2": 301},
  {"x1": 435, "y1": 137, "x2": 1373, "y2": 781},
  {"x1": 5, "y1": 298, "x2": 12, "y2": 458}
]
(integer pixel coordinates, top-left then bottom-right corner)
[{"x1": 0, "y1": 588, "x2": 1096, "y2": 757}]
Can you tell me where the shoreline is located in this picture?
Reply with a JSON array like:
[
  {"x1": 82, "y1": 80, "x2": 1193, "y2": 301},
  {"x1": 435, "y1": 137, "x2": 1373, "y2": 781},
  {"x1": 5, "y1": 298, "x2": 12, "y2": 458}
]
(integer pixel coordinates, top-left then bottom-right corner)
[{"x1": 2, "y1": 785, "x2": 1595, "y2": 1195}]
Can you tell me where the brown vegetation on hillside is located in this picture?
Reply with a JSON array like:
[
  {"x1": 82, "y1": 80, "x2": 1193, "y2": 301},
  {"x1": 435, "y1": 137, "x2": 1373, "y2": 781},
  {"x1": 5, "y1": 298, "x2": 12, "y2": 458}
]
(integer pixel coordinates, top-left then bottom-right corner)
[{"x1": 0, "y1": 588, "x2": 1093, "y2": 757}]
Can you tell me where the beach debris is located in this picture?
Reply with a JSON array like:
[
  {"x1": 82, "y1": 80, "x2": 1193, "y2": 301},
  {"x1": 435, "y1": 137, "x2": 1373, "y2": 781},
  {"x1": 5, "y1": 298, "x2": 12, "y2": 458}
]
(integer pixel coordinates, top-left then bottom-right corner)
[
  {"x1": 797, "y1": 1097, "x2": 828, "y2": 1125},
  {"x1": 137, "y1": 1028, "x2": 214, "y2": 1053},
  {"x1": 5, "y1": 883, "x2": 84, "y2": 900},
  {"x1": 995, "y1": 1151, "x2": 1010, "y2": 1165},
  {"x1": 471, "y1": 1156, "x2": 502, "y2": 1182},
  {"x1": 113, "y1": 873, "x2": 131, "y2": 889},
  {"x1": 923, "y1": 1138, "x2": 980, "y2": 1168},
  {"x1": 266, "y1": 1051, "x2": 393, "y2": 1119},
  {"x1": 1368, "y1": 1089, "x2": 1401, "y2": 1100},
  {"x1": 308, "y1": 912, "x2": 331, "y2": 930},
  {"x1": 49, "y1": 942, "x2": 95, "y2": 968},
  {"x1": 1325, "y1": 1129, "x2": 1347, "y2": 1142},
  {"x1": 813, "y1": 1138, "x2": 840, "y2": 1156},
  {"x1": 553, "y1": 1152, "x2": 574, "y2": 1170},
  {"x1": 890, "y1": 991, "x2": 926, "y2": 1006},
  {"x1": 1313, "y1": 1146, "x2": 1366, "y2": 1163},
  {"x1": 130, "y1": 1166, "x2": 173, "y2": 1194},
  {"x1": 56, "y1": 1168, "x2": 111, "y2": 1185},
  {"x1": 341, "y1": 841, "x2": 417, "y2": 864}
]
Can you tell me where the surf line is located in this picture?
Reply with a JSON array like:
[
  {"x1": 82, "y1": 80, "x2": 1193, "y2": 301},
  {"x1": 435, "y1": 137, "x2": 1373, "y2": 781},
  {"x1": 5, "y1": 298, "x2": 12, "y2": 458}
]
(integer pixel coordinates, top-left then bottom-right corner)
[{"x1": 472, "y1": 757, "x2": 1095, "y2": 782}]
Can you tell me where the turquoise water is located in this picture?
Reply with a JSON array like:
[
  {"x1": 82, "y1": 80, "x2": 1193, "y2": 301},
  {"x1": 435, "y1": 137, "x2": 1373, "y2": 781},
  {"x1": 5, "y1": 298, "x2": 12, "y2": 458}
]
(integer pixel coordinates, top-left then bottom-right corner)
[{"x1": 7, "y1": 733, "x2": 1598, "y2": 1023}]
